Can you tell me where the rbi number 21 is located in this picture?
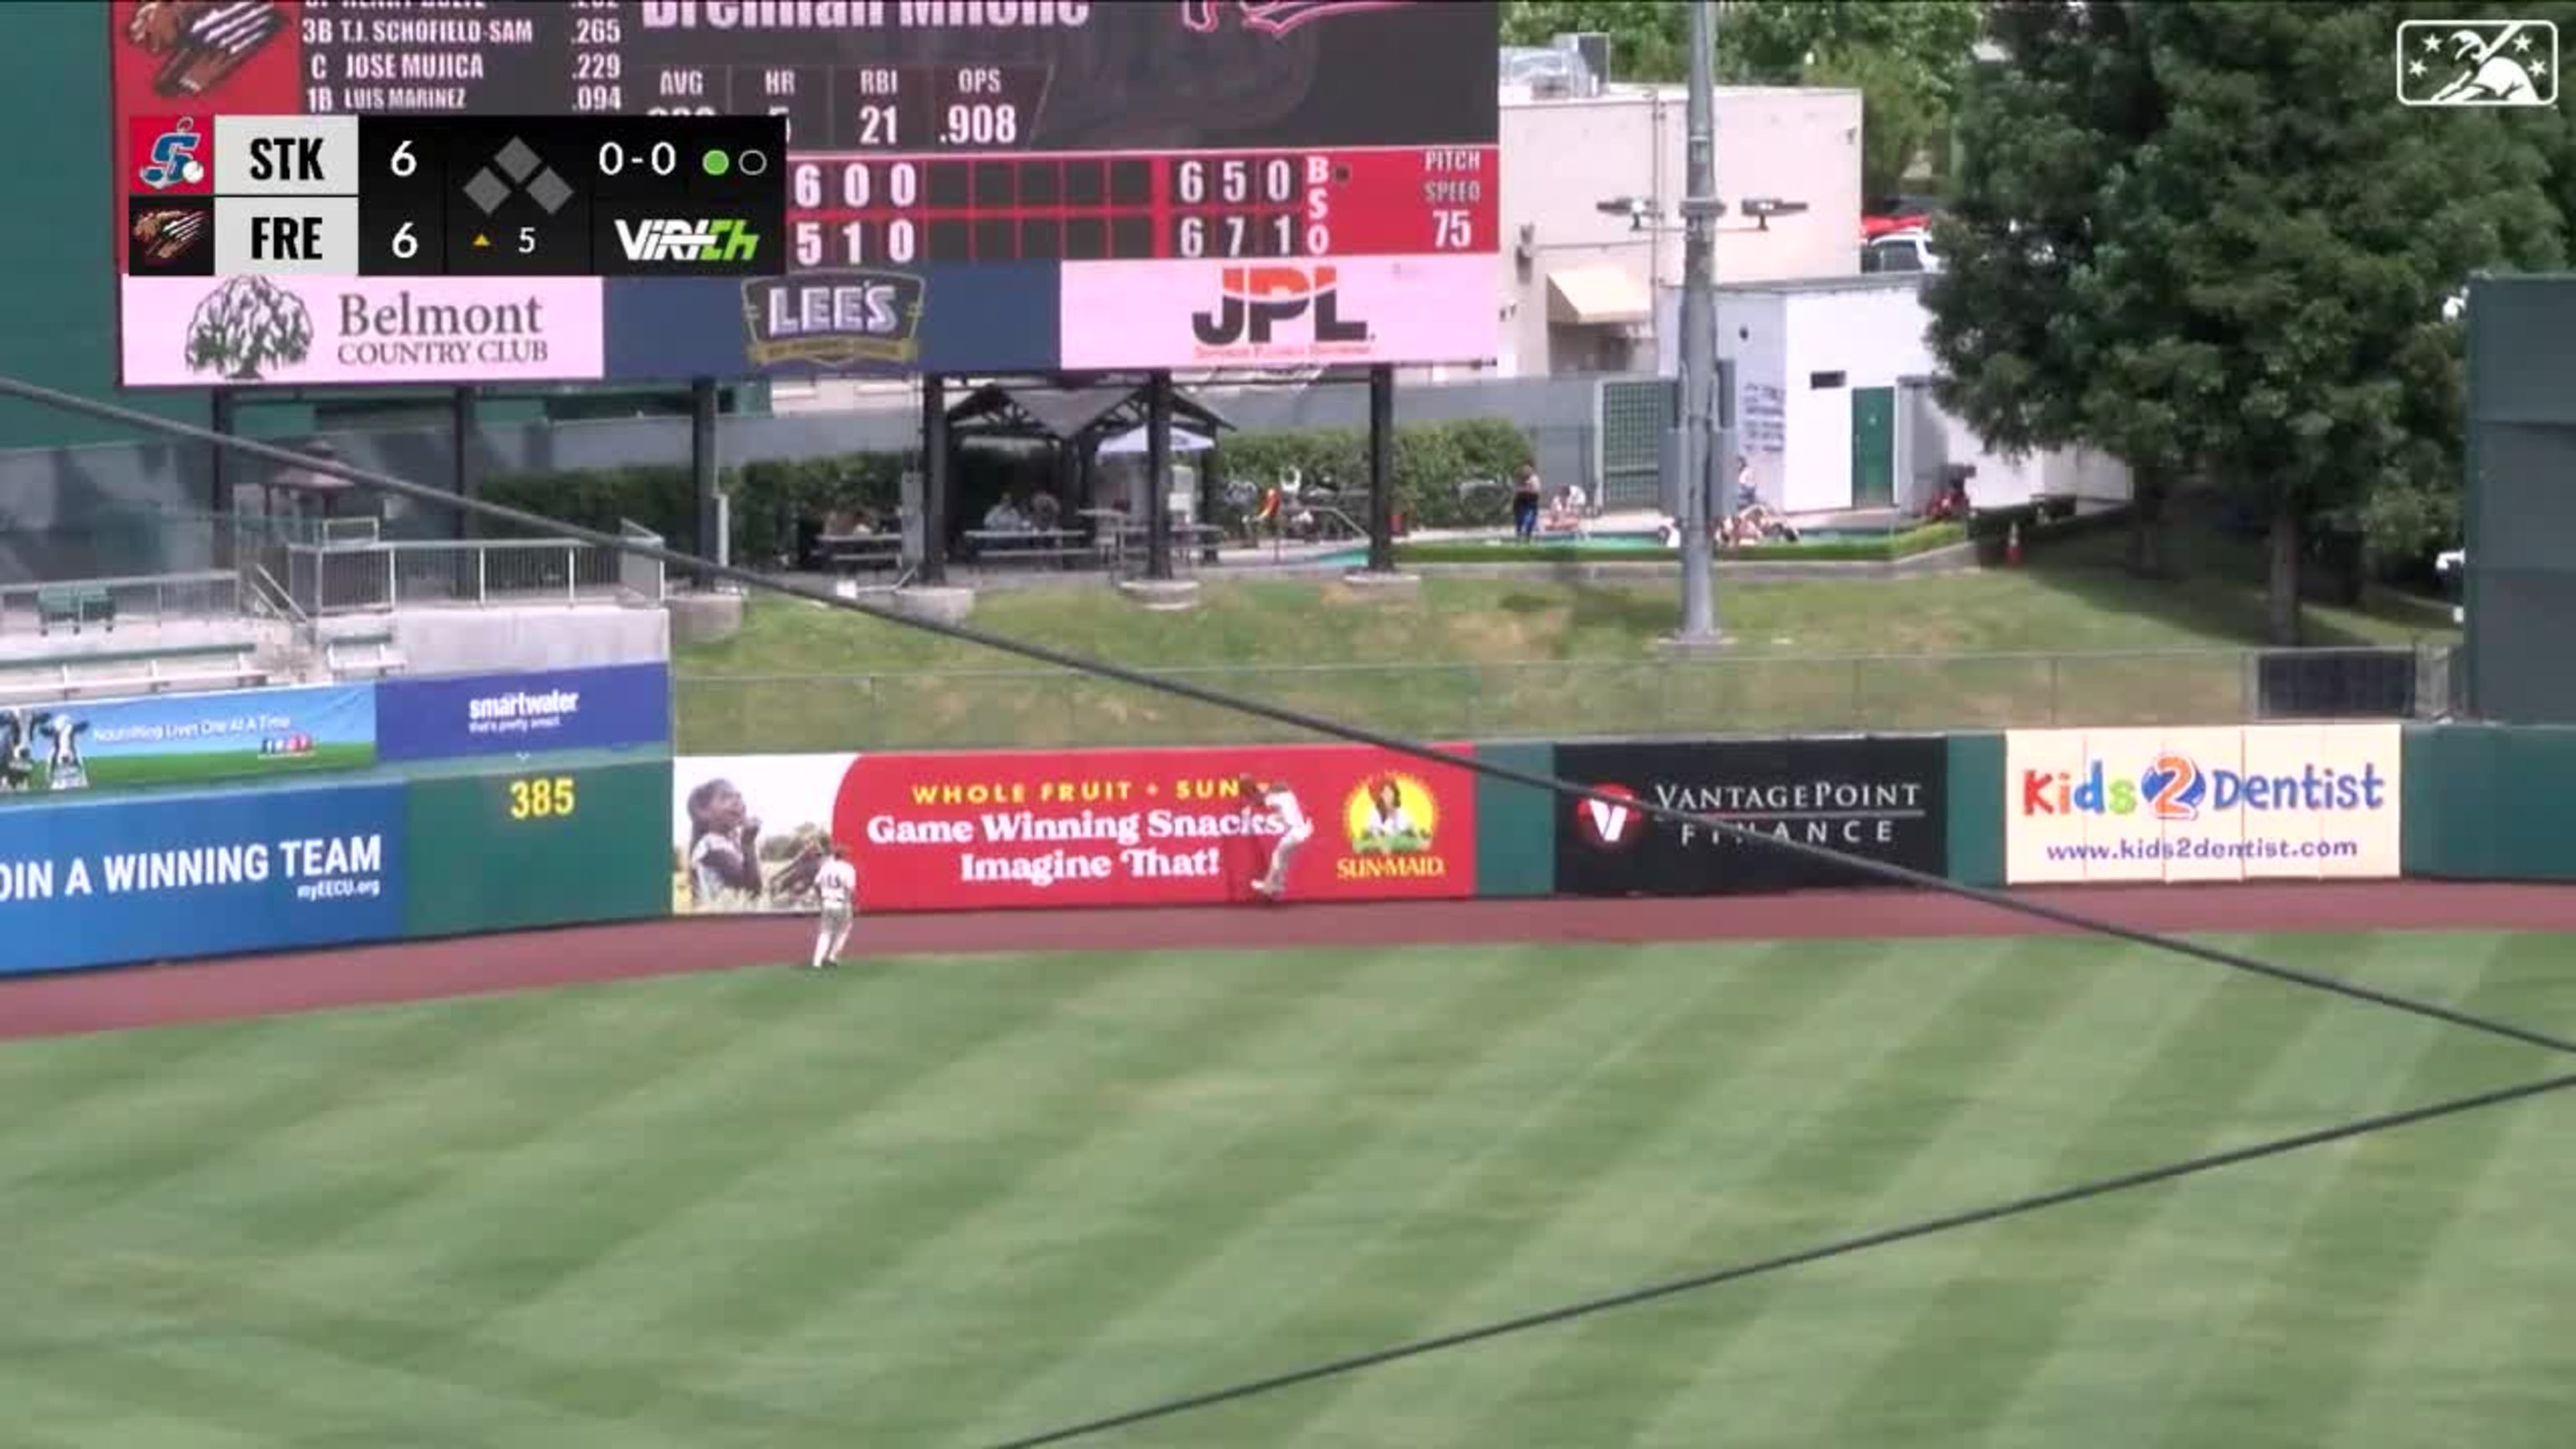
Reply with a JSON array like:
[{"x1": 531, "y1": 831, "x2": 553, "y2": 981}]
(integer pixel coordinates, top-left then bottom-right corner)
[{"x1": 508, "y1": 776, "x2": 577, "y2": 819}]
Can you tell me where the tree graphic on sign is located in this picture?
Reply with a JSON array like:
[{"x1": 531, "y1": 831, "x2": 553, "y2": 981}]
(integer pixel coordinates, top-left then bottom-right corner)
[{"x1": 184, "y1": 275, "x2": 313, "y2": 381}]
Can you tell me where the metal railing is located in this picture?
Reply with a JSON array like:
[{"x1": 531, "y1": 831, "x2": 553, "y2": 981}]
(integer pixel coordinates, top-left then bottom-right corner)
[
  {"x1": 673, "y1": 642, "x2": 2464, "y2": 753},
  {"x1": 255, "y1": 527, "x2": 664, "y2": 615},
  {"x1": 0, "y1": 569, "x2": 245, "y2": 634},
  {"x1": 619, "y1": 519, "x2": 668, "y2": 604}
]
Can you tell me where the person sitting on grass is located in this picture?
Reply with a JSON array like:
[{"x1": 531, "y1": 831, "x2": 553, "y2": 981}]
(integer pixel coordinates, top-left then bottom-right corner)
[{"x1": 1541, "y1": 481, "x2": 1591, "y2": 537}]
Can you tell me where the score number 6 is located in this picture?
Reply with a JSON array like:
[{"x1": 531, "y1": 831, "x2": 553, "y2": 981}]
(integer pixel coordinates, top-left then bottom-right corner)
[{"x1": 508, "y1": 776, "x2": 578, "y2": 820}]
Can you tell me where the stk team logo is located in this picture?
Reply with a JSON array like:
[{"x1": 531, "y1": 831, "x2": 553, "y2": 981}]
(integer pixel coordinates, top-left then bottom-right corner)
[
  {"x1": 130, "y1": 115, "x2": 212, "y2": 194},
  {"x1": 1571, "y1": 782, "x2": 1645, "y2": 849},
  {"x1": 615, "y1": 219, "x2": 764, "y2": 266}
]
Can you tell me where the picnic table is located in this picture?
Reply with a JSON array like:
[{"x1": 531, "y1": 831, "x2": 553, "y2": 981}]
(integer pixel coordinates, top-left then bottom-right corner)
[
  {"x1": 817, "y1": 532, "x2": 903, "y2": 578},
  {"x1": 963, "y1": 527, "x2": 1097, "y2": 571}
]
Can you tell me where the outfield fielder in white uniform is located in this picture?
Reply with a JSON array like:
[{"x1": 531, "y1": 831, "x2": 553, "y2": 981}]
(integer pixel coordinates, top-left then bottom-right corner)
[
  {"x1": 810, "y1": 840, "x2": 859, "y2": 969},
  {"x1": 1240, "y1": 776, "x2": 1312, "y2": 900}
]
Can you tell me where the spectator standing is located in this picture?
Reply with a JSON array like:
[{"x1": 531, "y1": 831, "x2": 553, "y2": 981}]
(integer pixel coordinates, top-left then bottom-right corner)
[{"x1": 1511, "y1": 463, "x2": 1542, "y2": 542}]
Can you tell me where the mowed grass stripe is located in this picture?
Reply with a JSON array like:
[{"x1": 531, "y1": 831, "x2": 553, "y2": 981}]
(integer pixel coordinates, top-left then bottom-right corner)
[
  {"x1": 241, "y1": 954, "x2": 1176, "y2": 1440},
  {"x1": 650, "y1": 946, "x2": 1399, "y2": 1374},
  {"x1": 1810, "y1": 933, "x2": 2514, "y2": 1448},
  {"x1": 1315, "y1": 935, "x2": 2084, "y2": 1449},
  {"x1": 1602, "y1": 934, "x2": 2252, "y2": 1449},
  {"x1": 0, "y1": 1370, "x2": 269, "y2": 1449},
  {"x1": 1231, "y1": 936, "x2": 2090, "y2": 1449},
  {"x1": 940, "y1": 942, "x2": 1658, "y2": 1441},
  {"x1": 18, "y1": 965, "x2": 1110, "y2": 1448},
  {"x1": 3, "y1": 974, "x2": 912, "y2": 1447},
  {"x1": 963, "y1": 940, "x2": 1871, "y2": 1446},
  {"x1": 2336, "y1": 958, "x2": 2576, "y2": 1447},
  {"x1": 0, "y1": 1011, "x2": 249, "y2": 1124},
  {"x1": 1259, "y1": 939, "x2": 1984, "y2": 1449},
  {"x1": 0, "y1": 1000, "x2": 502, "y2": 1209},
  {"x1": 722, "y1": 945, "x2": 1519, "y2": 1432},
  {"x1": 1986, "y1": 933, "x2": 2526, "y2": 1449},
  {"x1": 2150, "y1": 932, "x2": 2562, "y2": 1449}
]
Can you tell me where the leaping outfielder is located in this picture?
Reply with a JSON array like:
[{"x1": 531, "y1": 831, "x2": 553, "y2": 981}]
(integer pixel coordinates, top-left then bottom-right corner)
[{"x1": 1238, "y1": 774, "x2": 1312, "y2": 901}]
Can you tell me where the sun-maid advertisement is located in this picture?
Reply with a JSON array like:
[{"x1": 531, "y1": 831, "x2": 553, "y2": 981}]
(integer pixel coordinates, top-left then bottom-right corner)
[
  {"x1": 2004, "y1": 724, "x2": 2402, "y2": 885},
  {"x1": 120, "y1": 274, "x2": 606, "y2": 387},
  {"x1": 1057, "y1": 255, "x2": 1495, "y2": 369},
  {"x1": 839, "y1": 744, "x2": 1480, "y2": 911},
  {"x1": 0, "y1": 685, "x2": 374, "y2": 802},
  {"x1": 1552, "y1": 736, "x2": 1948, "y2": 897},
  {"x1": 673, "y1": 745, "x2": 1480, "y2": 913}
]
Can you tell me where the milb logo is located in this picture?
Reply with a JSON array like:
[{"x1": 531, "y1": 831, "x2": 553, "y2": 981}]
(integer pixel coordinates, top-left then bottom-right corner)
[{"x1": 615, "y1": 218, "x2": 762, "y2": 265}]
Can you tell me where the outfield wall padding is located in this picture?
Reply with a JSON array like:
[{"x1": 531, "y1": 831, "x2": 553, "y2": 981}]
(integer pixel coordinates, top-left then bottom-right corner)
[
  {"x1": 2402, "y1": 723, "x2": 2576, "y2": 880},
  {"x1": 402, "y1": 757, "x2": 676, "y2": 938},
  {"x1": 1471, "y1": 741, "x2": 1556, "y2": 899},
  {"x1": 1944, "y1": 733, "x2": 2007, "y2": 888}
]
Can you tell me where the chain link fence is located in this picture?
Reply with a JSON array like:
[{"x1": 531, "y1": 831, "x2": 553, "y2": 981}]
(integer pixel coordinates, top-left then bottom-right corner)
[{"x1": 674, "y1": 642, "x2": 2461, "y2": 754}]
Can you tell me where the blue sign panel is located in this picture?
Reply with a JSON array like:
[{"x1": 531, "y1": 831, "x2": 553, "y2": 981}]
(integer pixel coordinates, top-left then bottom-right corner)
[
  {"x1": 603, "y1": 264, "x2": 1062, "y2": 380},
  {"x1": 373, "y1": 663, "x2": 672, "y2": 763},
  {"x1": 0, "y1": 782, "x2": 408, "y2": 977},
  {"x1": 0, "y1": 684, "x2": 376, "y2": 801}
]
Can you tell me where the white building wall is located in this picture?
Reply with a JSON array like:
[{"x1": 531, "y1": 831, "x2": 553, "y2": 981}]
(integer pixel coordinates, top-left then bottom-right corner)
[
  {"x1": 1706, "y1": 277, "x2": 2132, "y2": 517},
  {"x1": 1502, "y1": 86, "x2": 1862, "y2": 378},
  {"x1": 1711, "y1": 289, "x2": 1787, "y2": 506}
]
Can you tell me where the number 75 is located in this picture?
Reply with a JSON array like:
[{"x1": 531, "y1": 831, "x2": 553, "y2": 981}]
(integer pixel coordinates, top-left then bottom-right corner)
[{"x1": 1432, "y1": 210, "x2": 1473, "y2": 249}]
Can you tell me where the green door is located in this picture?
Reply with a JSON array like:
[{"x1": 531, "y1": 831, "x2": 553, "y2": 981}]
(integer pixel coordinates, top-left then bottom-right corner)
[{"x1": 1851, "y1": 387, "x2": 1896, "y2": 507}]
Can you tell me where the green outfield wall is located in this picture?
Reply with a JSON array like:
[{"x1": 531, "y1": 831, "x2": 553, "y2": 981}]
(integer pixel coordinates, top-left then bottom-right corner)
[
  {"x1": 1472, "y1": 742, "x2": 1558, "y2": 899},
  {"x1": 2402, "y1": 724, "x2": 2576, "y2": 880},
  {"x1": 402, "y1": 757, "x2": 676, "y2": 938}
]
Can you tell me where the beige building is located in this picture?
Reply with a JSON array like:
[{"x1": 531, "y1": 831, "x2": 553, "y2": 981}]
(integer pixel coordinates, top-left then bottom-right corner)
[{"x1": 1495, "y1": 82, "x2": 1864, "y2": 378}]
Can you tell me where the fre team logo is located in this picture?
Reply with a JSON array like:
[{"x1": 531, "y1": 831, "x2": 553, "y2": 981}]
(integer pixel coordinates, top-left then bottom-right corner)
[{"x1": 2397, "y1": 19, "x2": 2559, "y2": 107}]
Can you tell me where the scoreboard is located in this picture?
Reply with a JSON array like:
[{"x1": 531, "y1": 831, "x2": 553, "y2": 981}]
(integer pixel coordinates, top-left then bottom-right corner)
[
  {"x1": 108, "y1": 0, "x2": 1500, "y2": 388},
  {"x1": 124, "y1": 113, "x2": 787, "y2": 278}
]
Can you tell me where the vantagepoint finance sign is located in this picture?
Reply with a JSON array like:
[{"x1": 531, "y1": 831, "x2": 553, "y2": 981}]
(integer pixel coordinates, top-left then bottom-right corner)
[{"x1": 1552, "y1": 736, "x2": 1950, "y2": 896}]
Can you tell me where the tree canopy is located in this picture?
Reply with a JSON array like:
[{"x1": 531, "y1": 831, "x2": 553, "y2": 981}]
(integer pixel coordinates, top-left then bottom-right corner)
[{"x1": 1925, "y1": 1, "x2": 2564, "y2": 641}]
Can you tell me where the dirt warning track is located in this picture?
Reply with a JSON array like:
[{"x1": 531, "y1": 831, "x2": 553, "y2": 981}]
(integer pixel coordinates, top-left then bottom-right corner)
[{"x1": 3, "y1": 881, "x2": 2571, "y2": 1042}]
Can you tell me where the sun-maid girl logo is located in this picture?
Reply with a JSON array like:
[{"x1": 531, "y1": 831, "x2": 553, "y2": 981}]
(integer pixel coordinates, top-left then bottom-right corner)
[
  {"x1": 1342, "y1": 772, "x2": 1440, "y2": 877},
  {"x1": 2019, "y1": 755, "x2": 2390, "y2": 821}
]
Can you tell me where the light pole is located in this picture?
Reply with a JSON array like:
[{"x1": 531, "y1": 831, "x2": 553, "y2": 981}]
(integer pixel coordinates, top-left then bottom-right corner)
[{"x1": 1672, "y1": 0, "x2": 1722, "y2": 646}]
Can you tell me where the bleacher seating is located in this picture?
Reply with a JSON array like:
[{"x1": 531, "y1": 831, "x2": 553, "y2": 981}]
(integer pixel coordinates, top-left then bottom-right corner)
[
  {"x1": 0, "y1": 642, "x2": 268, "y2": 706},
  {"x1": 325, "y1": 634, "x2": 409, "y2": 679}
]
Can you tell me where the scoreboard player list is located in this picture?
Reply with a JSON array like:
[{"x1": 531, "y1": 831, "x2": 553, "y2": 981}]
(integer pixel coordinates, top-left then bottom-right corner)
[{"x1": 121, "y1": 113, "x2": 789, "y2": 279}]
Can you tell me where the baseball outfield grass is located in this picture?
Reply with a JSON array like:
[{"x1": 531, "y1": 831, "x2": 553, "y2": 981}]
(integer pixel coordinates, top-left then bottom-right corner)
[{"x1": 3, "y1": 931, "x2": 2571, "y2": 1447}]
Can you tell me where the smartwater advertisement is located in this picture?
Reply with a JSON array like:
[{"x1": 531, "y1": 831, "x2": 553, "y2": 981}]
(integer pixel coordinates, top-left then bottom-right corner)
[
  {"x1": 0, "y1": 686, "x2": 376, "y2": 801},
  {"x1": 0, "y1": 782, "x2": 408, "y2": 976},
  {"x1": 374, "y1": 663, "x2": 672, "y2": 763}
]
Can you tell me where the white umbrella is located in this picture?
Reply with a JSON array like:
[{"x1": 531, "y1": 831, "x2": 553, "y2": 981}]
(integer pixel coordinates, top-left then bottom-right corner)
[{"x1": 1098, "y1": 425, "x2": 1215, "y2": 456}]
